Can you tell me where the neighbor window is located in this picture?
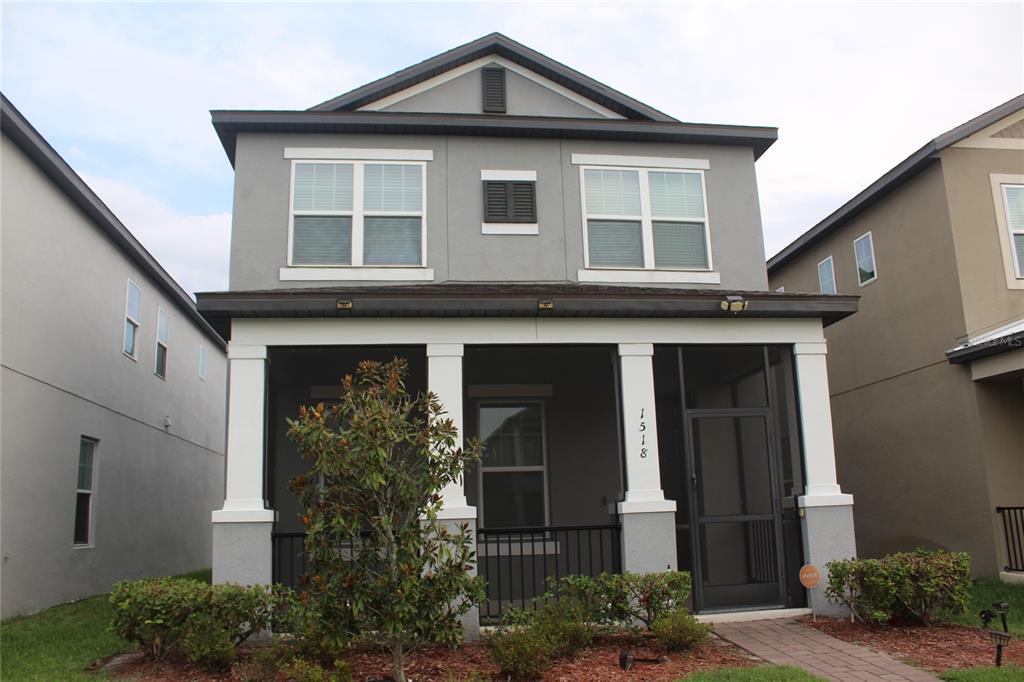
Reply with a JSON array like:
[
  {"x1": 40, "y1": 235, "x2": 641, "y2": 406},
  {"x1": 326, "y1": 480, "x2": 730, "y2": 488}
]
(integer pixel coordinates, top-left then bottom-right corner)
[
  {"x1": 853, "y1": 232, "x2": 877, "y2": 285},
  {"x1": 74, "y1": 437, "x2": 97, "y2": 546},
  {"x1": 290, "y1": 161, "x2": 424, "y2": 267},
  {"x1": 1001, "y1": 184, "x2": 1024, "y2": 278},
  {"x1": 123, "y1": 280, "x2": 141, "y2": 359},
  {"x1": 817, "y1": 256, "x2": 837, "y2": 294},
  {"x1": 155, "y1": 308, "x2": 169, "y2": 379},
  {"x1": 582, "y1": 167, "x2": 710, "y2": 270},
  {"x1": 477, "y1": 402, "x2": 547, "y2": 528},
  {"x1": 198, "y1": 345, "x2": 207, "y2": 380}
]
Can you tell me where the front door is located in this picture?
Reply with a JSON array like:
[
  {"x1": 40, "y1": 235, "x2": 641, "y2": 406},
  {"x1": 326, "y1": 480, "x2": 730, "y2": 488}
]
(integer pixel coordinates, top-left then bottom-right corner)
[{"x1": 655, "y1": 346, "x2": 799, "y2": 613}]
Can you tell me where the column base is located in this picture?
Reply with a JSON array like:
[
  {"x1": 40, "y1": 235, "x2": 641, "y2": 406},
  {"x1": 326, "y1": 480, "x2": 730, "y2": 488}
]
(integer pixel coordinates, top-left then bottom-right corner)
[
  {"x1": 212, "y1": 519, "x2": 273, "y2": 586},
  {"x1": 439, "y1": 514, "x2": 480, "y2": 641},
  {"x1": 800, "y1": 503, "x2": 857, "y2": 617},
  {"x1": 619, "y1": 510, "x2": 677, "y2": 574}
]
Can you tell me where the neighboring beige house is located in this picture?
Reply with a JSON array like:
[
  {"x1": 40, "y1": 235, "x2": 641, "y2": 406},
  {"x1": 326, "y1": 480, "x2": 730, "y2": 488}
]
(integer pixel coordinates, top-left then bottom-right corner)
[{"x1": 768, "y1": 95, "x2": 1024, "y2": 583}]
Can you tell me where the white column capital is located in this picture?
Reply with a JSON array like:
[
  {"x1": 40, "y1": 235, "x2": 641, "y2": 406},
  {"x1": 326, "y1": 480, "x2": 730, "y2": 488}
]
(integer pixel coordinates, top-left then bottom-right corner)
[
  {"x1": 427, "y1": 343, "x2": 465, "y2": 358},
  {"x1": 793, "y1": 341, "x2": 828, "y2": 356},
  {"x1": 618, "y1": 343, "x2": 654, "y2": 357},
  {"x1": 227, "y1": 344, "x2": 268, "y2": 360}
]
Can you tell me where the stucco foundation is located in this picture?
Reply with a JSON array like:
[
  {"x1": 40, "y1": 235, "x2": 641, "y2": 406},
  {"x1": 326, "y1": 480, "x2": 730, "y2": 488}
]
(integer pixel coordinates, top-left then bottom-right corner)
[{"x1": 800, "y1": 503, "x2": 856, "y2": 617}]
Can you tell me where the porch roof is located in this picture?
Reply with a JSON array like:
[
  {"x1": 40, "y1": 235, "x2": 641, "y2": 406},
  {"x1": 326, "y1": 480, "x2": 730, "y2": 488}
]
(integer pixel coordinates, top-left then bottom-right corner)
[{"x1": 195, "y1": 284, "x2": 858, "y2": 340}]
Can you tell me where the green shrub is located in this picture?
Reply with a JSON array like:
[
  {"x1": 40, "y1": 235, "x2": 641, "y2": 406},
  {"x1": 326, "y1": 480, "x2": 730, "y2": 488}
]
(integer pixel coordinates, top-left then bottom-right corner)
[
  {"x1": 521, "y1": 600, "x2": 597, "y2": 657},
  {"x1": 826, "y1": 549, "x2": 971, "y2": 625},
  {"x1": 280, "y1": 657, "x2": 353, "y2": 682},
  {"x1": 650, "y1": 608, "x2": 711, "y2": 651},
  {"x1": 485, "y1": 626, "x2": 555, "y2": 680},
  {"x1": 545, "y1": 571, "x2": 692, "y2": 629},
  {"x1": 109, "y1": 577, "x2": 275, "y2": 670}
]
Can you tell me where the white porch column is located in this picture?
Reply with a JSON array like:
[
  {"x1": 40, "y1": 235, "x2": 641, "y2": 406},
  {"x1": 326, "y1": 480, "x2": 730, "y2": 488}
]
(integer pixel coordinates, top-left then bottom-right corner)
[
  {"x1": 792, "y1": 342, "x2": 853, "y2": 507},
  {"x1": 793, "y1": 340, "x2": 856, "y2": 617},
  {"x1": 426, "y1": 343, "x2": 475, "y2": 519},
  {"x1": 212, "y1": 344, "x2": 274, "y2": 586},
  {"x1": 617, "y1": 344, "x2": 676, "y2": 574}
]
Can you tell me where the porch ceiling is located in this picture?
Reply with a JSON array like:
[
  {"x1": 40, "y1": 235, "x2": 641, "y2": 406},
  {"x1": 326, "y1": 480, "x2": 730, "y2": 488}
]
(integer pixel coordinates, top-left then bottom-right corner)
[{"x1": 196, "y1": 284, "x2": 857, "y2": 340}]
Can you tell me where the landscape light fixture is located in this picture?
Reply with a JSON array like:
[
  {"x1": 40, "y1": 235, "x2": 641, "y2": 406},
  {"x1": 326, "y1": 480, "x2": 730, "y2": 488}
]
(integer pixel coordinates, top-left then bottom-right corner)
[{"x1": 987, "y1": 629, "x2": 1011, "y2": 667}]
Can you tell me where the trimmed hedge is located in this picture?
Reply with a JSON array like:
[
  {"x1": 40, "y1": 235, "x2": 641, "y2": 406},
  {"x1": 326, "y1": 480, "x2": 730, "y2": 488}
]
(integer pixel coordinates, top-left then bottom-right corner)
[
  {"x1": 545, "y1": 571, "x2": 692, "y2": 629},
  {"x1": 109, "y1": 578, "x2": 275, "y2": 670},
  {"x1": 825, "y1": 549, "x2": 971, "y2": 625}
]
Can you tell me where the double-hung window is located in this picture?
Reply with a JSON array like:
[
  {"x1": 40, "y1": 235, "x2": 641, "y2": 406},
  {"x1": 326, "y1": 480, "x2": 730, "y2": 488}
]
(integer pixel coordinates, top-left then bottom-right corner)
[
  {"x1": 817, "y1": 255, "x2": 837, "y2": 294},
  {"x1": 477, "y1": 402, "x2": 548, "y2": 529},
  {"x1": 853, "y1": 232, "x2": 877, "y2": 285},
  {"x1": 289, "y1": 161, "x2": 425, "y2": 267},
  {"x1": 123, "y1": 280, "x2": 141, "y2": 359},
  {"x1": 74, "y1": 437, "x2": 97, "y2": 546},
  {"x1": 155, "y1": 308, "x2": 169, "y2": 379},
  {"x1": 581, "y1": 166, "x2": 711, "y2": 271},
  {"x1": 1001, "y1": 184, "x2": 1024, "y2": 278},
  {"x1": 198, "y1": 346, "x2": 207, "y2": 380}
]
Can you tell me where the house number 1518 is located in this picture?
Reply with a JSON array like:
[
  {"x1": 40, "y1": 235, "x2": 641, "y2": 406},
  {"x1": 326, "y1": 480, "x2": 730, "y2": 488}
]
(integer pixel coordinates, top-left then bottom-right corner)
[{"x1": 639, "y1": 408, "x2": 648, "y2": 458}]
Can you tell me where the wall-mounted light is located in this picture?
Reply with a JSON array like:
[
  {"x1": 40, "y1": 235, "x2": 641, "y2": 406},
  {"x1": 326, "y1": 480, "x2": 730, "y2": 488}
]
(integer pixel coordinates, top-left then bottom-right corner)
[{"x1": 720, "y1": 295, "x2": 748, "y2": 314}]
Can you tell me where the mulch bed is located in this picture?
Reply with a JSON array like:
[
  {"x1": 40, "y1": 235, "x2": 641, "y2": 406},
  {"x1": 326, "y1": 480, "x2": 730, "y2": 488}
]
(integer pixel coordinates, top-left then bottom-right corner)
[
  {"x1": 800, "y1": 616, "x2": 1024, "y2": 672},
  {"x1": 107, "y1": 633, "x2": 757, "y2": 681}
]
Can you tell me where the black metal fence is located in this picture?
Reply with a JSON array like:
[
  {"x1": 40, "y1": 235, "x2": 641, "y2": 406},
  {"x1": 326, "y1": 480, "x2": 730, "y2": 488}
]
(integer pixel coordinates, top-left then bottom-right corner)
[
  {"x1": 476, "y1": 524, "x2": 622, "y2": 625},
  {"x1": 997, "y1": 506, "x2": 1024, "y2": 572},
  {"x1": 272, "y1": 531, "x2": 309, "y2": 588}
]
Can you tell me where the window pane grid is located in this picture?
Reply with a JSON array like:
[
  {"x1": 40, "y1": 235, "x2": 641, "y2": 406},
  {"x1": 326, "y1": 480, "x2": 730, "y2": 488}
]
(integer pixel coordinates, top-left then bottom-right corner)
[
  {"x1": 853, "y1": 233, "x2": 876, "y2": 284},
  {"x1": 75, "y1": 438, "x2": 95, "y2": 545},
  {"x1": 478, "y1": 403, "x2": 547, "y2": 529},
  {"x1": 818, "y1": 257, "x2": 837, "y2": 294},
  {"x1": 291, "y1": 161, "x2": 424, "y2": 267},
  {"x1": 583, "y1": 167, "x2": 710, "y2": 271}
]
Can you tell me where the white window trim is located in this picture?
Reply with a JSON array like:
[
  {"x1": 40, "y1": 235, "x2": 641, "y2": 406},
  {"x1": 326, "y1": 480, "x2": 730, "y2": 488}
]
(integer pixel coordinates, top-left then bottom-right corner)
[
  {"x1": 991, "y1": 174, "x2": 1024, "y2": 289},
  {"x1": 571, "y1": 153, "x2": 710, "y2": 170},
  {"x1": 578, "y1": 164, "x2": 715, "y2": 276},
  {"x1": 74, "y1": 437, "x2": 98, "y2": 549},
  {"x1": 476, "y1": 399, "x2": 550, "y2": 530},
  {"x1": 283, "y1": 148, "x2": 433, "y2": 161},
  {"x1": 123, "y1": 279, "x2": 141, "y2": 361},
  {"x1": 481, "y1": 223, "x2": 539, "y2": 236},
  {"x1": 852, "y1": 231, "x2": 878, "y2": 287},
  {"x1": 280, "y1": 267, "x2": 435, "y2": 281},
  {"x1": 481, "y1": 169, "x2": 537, "y2": 182},
  {"x1": 198, "y1": 345, "x2": 207, "y2": 381},
  {"x1": 817, "y1": 255, "x2": 837, "y2": 294},
  {"x1": 155, "y1": 306, "x2": 169, "y2": 380},
  {"x1": 287, "y1": 159, "x2": 428, "y2": 271}
]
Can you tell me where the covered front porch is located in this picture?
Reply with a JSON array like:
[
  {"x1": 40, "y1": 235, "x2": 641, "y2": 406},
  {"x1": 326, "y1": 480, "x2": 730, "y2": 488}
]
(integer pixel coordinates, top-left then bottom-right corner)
[{"x1": 207, "y1": 315, "x2": 856, "y2": 631}]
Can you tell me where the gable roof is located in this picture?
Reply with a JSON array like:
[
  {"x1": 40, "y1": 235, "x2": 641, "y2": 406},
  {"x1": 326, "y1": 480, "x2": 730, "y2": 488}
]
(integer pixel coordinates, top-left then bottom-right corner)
[
  {"x1": 767, "y1": 93, "x2": 1024, "y2": 274},
  {"x1": 310, "y1": 32, "x2": 677, "y2": 122},
  {"x1": 0, "y1": 94, "x2": 226, "y2": 349}
]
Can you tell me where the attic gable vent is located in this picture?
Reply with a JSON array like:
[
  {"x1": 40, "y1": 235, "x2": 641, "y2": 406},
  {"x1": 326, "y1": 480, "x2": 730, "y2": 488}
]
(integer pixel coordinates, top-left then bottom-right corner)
[{"x1": 481, "y1": 66, "x2": 506, "y2": 113}]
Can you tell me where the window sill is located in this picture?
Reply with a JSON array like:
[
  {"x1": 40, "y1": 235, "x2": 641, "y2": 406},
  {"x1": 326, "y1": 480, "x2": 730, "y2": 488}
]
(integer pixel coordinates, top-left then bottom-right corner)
[
  {"x1": 577, "y1": 268, "x2": 721, "y2": 284},
  {"x1": 280, "y1": 267, "x2": 435, "y2": 282},
  {"x1": 481, "y1": 223, "x2": 539, "y2": 235}
]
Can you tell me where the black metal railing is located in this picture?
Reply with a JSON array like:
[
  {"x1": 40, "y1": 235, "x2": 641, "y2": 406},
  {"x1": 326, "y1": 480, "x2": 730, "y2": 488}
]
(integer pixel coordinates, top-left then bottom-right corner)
[
  {"x1": 272, "y1": 532, "x2": 309, "y2": 588},
  {"x1": 997, "y1": 506, "x2": 1024, "y2": 572},
  {"x1": 476, "y1": 524, "x2": 622, "y2": 625}
]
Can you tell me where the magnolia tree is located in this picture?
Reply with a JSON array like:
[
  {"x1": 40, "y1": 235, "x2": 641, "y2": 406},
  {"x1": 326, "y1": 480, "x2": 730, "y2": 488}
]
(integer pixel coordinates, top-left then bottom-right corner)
[{"x1": 286, "y1": 357, "x2": 483, "y2": 682}]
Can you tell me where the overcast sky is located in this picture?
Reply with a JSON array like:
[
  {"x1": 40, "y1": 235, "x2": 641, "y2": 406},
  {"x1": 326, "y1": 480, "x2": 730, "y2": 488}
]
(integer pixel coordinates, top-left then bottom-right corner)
[{"x1": 3, "y1": 1, "x2": 1022, "y2": 295}]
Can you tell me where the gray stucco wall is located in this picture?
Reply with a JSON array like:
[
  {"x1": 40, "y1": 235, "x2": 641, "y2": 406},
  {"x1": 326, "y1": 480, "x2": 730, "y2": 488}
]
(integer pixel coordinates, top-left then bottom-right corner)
[
  {"x1": 1, "y1": 134, "x2": 227, "y2": 617},
  {"x1": 229, "y1": 133, "x2": 769, "y2": 292},
  {"x1": 380, "y1": 64, "x2": 608, "y2": 119}
]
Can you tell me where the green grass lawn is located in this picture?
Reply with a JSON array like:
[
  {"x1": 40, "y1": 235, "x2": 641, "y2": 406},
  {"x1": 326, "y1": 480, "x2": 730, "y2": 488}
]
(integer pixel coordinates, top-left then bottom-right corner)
[
  {"x1": 681, "y1": 666, "x2": 825, "y2": 681},
  {"x1": 947, "y1": 579, "x2": 1024, "y2": 637},
  {"x1": 0, "y1": 568, "x2": 212, "y2": 682},
  {"x1": 939, "y1": 666, "x2": 1024, "y2": 681}
]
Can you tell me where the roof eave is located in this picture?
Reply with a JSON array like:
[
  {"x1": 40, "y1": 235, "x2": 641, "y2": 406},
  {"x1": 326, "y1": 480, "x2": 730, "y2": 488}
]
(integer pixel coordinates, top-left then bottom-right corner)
[{"x1": 945, "y1": 330, "x2": 1024, "y2": 364}]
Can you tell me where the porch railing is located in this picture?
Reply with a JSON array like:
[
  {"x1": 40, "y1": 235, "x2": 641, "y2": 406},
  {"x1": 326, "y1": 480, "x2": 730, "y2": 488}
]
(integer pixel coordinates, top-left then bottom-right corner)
[
  {"x1": 272, "y1": 531, "x2": 309, "y2": 588},
  {"x1": 997, "y1": 506, "x2": 1024, "y2": 572},
  {"x1": 476, "y1": 524, "x2": 622, "y2": 625}
]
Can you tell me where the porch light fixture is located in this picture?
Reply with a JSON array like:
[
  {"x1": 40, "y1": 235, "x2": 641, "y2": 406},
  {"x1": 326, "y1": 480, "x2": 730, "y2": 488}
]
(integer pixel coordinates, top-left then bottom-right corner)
[
  {"x1": 336, "y1": 299, "x2": 353, "y2": 310},
  {"x1": 538, "y1": 300, "x2": 554, "y2": 311},
  {"x1": 720, "y1": 295, "x2": 748, "y2": 314},
  {"x1": 987, "y1": 629, "x2": 1011, "y2": 667}
]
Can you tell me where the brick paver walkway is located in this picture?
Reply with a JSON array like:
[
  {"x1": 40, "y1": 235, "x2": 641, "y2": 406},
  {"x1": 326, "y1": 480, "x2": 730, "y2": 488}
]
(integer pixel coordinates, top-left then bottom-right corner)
[{"x1": 715, "y1": 618, "x2": 940, "y2": 681}]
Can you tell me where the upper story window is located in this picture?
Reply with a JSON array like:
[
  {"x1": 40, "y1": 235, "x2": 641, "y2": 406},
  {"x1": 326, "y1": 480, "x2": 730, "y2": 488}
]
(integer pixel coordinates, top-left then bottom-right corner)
[
  {"x1": 853, "y1": 231, "x2": 877, "y2": 286},
  {"x1": 198, "y1": 345, "x2": 207, "y2": 380},
  {"x1": 155, "y1": 307, "x2": 169, "y2": 379},
  {"x1": 123, "y1": 280, "x2": 141, "y2": 359},
  {"x1": 1001, "y1": 184, "x2": 1024, "y2": 278},
  {"x1": 817, "y1": 255, "x2": 837, "y2": 294},
  {"x1": 289, "y1": 160, "x2": 425, "y2": 268},
  {"x1": 581, "y1": 166, "x2": 711, "y2": 271},
  {"x1": 74, "y1": 437, "x2": 97, "y2": 546}
]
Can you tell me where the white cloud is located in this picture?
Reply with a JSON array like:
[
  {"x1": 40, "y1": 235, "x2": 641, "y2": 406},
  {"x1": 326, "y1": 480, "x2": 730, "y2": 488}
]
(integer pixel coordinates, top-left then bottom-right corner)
[{"x1": 82, "y1": 174, "x2": 231, "y2": 297}]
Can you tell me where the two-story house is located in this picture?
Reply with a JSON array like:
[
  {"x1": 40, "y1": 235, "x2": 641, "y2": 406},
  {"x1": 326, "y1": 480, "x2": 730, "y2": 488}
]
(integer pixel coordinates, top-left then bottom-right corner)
[
  {"x1": 768, "y1": 95, "x2": 1024, "y2": 584},
  {"x1": 196, "y1": 33, "x2": 859, "y2": 633},
  {"x1": 1, "y1": 96, "x2": 228, "y2": 616}
]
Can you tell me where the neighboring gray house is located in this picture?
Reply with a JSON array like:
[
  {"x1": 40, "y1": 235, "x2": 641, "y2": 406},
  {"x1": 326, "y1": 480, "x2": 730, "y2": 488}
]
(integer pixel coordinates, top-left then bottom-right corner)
[
  {"x1": 768, "y1": 95, "x2": 1024, "y2": 583},
  {"x1": 196, "y1": 33, "x2": 860, "y2": 633},
  {"x1": 0, "y1": 96, "x2": 228, "y2": 617}
]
